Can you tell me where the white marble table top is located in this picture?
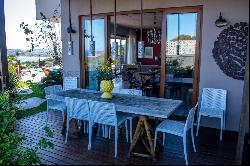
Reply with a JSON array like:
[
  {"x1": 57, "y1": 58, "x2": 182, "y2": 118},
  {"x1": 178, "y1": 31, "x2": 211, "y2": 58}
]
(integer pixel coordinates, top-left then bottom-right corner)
[{"x1": 46, "y1": 88, "x2": 183, "y2": 119}]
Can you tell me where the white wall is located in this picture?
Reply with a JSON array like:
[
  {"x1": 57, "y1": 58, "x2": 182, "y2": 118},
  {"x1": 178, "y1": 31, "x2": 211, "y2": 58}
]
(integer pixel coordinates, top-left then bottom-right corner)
[
  {"x1": 200, "y1": 0, "x2": 249, "y2": 132},
  {"x1": 61, "y1": 0, "x2": 249, "y2": 131},
  {"x1": 36, "y1": 0, "x2": 61, "y2": 21}
]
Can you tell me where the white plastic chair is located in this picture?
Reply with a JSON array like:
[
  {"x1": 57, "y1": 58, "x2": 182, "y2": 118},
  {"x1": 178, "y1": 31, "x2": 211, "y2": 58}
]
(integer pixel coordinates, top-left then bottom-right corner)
[
  {"x1": 88, "y1": 100, "x2": 129, "y2": 157},
  {"x1": 64, "y1": 97, "x2": 89, "y2": 144},
  {"x1": 116, "y1": 88, "x2": 142, "y2": 143},
  {"x1": 196, "y1": 88, "x2": 227, "y2": 141},
  {"x1": 154, "y1": 104, "x2": 198, "y2": 165},
  {"x1": 45, "y1": 85, "x2": 66, "y2": 125}
]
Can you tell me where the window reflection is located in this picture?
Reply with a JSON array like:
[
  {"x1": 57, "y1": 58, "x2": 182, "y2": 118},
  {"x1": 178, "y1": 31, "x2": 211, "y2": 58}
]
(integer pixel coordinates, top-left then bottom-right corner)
[
  {"x1": 165, "y1": 13, "x2": 197, "y2": 116},
  {"x1": 84, "y1": 19, "x2": 105, "y2": 90}
]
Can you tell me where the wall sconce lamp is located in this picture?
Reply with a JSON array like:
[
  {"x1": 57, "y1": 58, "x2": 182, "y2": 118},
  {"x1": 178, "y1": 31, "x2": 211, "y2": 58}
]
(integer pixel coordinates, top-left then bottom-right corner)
[{"x1": 215, "y1": 12, "x2": 228, "y2": 28}]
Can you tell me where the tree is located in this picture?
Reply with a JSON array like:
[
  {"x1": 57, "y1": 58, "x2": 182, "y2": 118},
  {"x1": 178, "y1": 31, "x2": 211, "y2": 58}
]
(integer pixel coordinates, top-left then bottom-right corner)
[
  {"x1": 20, "y1": 12, "x2": 62, "y2": 66},
  {"x1": 171, "y1": 34, "x2": 196, "y2": 41}
]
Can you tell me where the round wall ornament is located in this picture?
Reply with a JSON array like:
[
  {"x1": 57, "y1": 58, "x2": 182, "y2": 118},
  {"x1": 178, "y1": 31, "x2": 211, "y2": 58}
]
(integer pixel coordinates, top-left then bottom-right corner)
[{"x1": 212, "y1": 22, "x2": 248, "y2": 80}]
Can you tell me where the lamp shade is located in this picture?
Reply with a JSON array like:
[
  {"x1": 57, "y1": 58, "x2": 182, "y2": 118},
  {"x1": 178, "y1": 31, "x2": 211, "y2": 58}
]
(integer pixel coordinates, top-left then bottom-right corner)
[
  {"x1": 89, "y1": 40, "x2": 95, "y2": 56},
  {"x1": 215, "y1": 12, "x2": 228, "y2": 28},
  {"x1": 138, "y1": 41, "x2": 145, "y2": 58},
  {"x1": 111, "y1": 41, "x2": 118, "y2": 59}
]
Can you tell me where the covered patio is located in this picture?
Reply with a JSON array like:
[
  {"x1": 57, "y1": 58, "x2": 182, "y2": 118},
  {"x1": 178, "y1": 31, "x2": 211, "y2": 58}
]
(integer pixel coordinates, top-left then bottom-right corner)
[{"x1": 0, "y1": 0, "x2": 249, "y2": 165}]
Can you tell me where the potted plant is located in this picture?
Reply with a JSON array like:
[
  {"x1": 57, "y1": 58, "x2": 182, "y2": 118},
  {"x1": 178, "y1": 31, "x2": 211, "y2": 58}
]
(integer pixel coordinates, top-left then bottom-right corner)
[{"x1": 96, "y1": 58, "x2": 116, "y2": 99}]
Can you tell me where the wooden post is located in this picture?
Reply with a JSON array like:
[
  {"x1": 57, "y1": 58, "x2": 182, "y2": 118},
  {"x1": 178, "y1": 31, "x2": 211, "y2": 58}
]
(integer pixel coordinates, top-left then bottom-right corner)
[
  {"x1": 235, "y1": 35, "x2": 249, "y2": 165},
  {"x1": 0, "y1": 0, "x2": 8, "y2": 92}
]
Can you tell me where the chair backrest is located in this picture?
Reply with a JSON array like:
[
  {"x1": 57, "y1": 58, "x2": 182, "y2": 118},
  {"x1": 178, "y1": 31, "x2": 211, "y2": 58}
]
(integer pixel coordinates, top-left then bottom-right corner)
[
  {"x1": 125, "y1": 68, "x2": 138, "y2": 83},
  {"x1": 184, "y1": 103, "x2": 198, "y2": 131},
  {"x1": 88, "y1": 100, "x2": 117, "y2": 126},
  {"x1": 201, "y1": 88, "x2": 227, "y2": 111},
  {"x1": 65, "y1": 97, "x2": 89, "y2": 120},
  {"x1": 139, "y1": 72, "x2": 155, "y2": 87},
  {"x1": 119, "y1": 88, "x2": 142, "y2": 96},
  {"x1": 63, "y1": 77, "x2": 78, "y2": 91},
  {"x1": 44, "y1": 85, "x2": 63, "y2": 95}
]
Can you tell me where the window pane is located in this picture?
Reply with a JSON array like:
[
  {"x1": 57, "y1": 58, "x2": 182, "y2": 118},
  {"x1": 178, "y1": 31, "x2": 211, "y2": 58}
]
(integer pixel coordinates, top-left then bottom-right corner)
[
  {"x1": 84, "y1": 19, "x2": 105, "y2": 90},
  {"x1": 165, "y1": 12, "x2": 198, "y2": 116}
]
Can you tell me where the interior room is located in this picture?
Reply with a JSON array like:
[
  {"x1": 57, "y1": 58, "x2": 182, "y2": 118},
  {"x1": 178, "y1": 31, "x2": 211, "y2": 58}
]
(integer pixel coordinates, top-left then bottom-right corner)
[{"x1": 110, "y1": 12, "x2": 162, "y2": 97}]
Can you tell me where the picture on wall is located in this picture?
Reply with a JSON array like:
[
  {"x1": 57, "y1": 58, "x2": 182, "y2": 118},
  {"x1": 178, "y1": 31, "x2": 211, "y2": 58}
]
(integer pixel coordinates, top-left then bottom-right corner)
[{"x1": 144, "y1": 47, "x2": 153, "y2": 58}]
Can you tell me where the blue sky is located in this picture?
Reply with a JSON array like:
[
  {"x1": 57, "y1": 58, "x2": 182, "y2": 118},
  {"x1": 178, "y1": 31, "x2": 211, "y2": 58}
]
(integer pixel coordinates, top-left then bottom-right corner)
[
  {"x1": 167, "y1": 13, "x2": 197, "y2": 40},
  {"x1": 4, "y1": 0, "x2": 36, "y2": 49},
  {"x1": 84, "y1": 19, "x2": 105, "y2": 52}
]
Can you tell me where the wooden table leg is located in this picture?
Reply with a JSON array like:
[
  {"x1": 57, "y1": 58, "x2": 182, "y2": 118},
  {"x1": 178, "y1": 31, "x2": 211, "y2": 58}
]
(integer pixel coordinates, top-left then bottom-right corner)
[
  {"x1": 143, "y1": 116, "x2": 157, "y2": 161},
  {"x1": 128, "y1": 116, "x2": 157, "y2": 161},
  {"x1": 128, "y1": 117, "x2": 143, "y2": 155}
]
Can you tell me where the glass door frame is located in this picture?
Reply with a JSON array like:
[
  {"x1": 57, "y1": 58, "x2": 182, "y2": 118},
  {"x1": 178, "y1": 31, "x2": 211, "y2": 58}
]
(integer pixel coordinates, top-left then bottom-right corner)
[
  {"x1": 79, "y1": 15, "x2": 110, "y2": 88},
  {"x1": 159, "y1": 6, "x2": 203, "y2": 106}
]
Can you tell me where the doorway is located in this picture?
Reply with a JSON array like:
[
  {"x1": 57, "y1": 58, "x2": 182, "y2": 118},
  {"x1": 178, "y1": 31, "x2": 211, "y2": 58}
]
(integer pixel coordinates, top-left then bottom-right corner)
[{"x1": 160, "y1": 6, "x2": 202, "y2": 116}]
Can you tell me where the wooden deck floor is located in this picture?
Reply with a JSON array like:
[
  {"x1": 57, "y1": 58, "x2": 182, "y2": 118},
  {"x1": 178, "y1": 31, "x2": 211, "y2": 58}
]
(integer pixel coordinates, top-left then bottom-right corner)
[{"x1": 15, "y1": 111, "x2": 238, "y2": 165}]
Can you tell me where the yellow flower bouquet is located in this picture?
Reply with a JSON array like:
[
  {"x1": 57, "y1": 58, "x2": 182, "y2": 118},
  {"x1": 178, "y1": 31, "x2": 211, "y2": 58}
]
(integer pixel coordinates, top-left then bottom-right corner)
[{"x1": 96, "y1": 57, "x2": 117, "y2": 99}]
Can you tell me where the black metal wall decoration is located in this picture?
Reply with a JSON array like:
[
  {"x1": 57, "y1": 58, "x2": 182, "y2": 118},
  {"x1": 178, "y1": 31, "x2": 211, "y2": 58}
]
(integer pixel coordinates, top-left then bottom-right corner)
[{"x1": 212, "y1": 22, "x2": 248, "y2": 80}]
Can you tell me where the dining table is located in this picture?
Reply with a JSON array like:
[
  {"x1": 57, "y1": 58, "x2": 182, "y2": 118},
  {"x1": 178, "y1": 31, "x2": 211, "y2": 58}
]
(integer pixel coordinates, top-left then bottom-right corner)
[{"x1": 46, "y1": 88, "x2": 182, "y2": 161}]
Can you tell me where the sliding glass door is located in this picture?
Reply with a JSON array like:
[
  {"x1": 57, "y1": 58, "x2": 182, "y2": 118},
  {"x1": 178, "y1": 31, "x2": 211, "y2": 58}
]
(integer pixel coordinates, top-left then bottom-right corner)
[
  {"x1": 160, "y1": 7, "x2": 202, "y2": 115},
  {"x1": 81, "y1": 17, "x2": 107, "y2": 90}
]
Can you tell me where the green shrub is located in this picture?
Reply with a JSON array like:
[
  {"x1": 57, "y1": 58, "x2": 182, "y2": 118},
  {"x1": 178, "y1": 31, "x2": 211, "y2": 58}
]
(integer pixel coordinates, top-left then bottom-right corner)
[
  {"x1": 17, "y1": 81, "x2": 30, "y2": 89},
  {"x1": 6, "y1": 57, "x2": 19, "y2": 103},
  {"x1": 31, "y1": 83, "x2": 45, "y2": 98},
  {"x1": 0, "y1": 92, "x2": 53, "y2": 165},
  {"x1": 41, "y1": 69, "x2": 63, "y2": 87}
]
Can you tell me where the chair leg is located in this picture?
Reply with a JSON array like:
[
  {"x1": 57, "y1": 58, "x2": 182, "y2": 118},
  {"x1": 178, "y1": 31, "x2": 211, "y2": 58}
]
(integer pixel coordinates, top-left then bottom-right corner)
[
  {"x1": 196, "y1": 114, "x2": 201, "y2": 137},
  {"x1": 115, "y1": 125, "x2": 118, "y2": 157},
  {"x1": 102, "y1": 125, "x2": 105, "y2": 137},
  {"x1": 83, "y1": 121, "x2": 86, "y2": 133},
  {"x1": 62, "y1": 111, "x2": 65, "y2": 124},
  {"x1": 130, "y1": 118, "x2": 133, "y2": 144},
  {"x1": 163, "y1": 133, "x2": 165, "y2": 146},
  {"x1": 86, "y1": 122, "x2": 89, "y2": 133},
  {"x1": 183, "y1": 135, "x2": 188, "y2": 165},
  {"x1": 223, "y1": 113, "x2": 226, "y2": 138},
  {"x1": 154, "y1": 130, "x2": 158, "y2": 151},
  {"x1": 88, "y1": 123, "x2": 93, "y2": 150},
  {"x1": 191, "y1": 127, "x2": 196, "y2": 152},
  {"x1": 105, "y1": 125, "x2": 109, "y2": 138},
  {"x1": 109, "y1": 126, "x2": 111, "y2": 139},
  {"x1": 65, "y1": 119, "x2": 70, "y2": 144},
  {"x1": 220, "y1": 117, "x2": 223, "y2": 141},
  {"x1": 125, "y1": 120, "x2": 128, "y2": 142}
]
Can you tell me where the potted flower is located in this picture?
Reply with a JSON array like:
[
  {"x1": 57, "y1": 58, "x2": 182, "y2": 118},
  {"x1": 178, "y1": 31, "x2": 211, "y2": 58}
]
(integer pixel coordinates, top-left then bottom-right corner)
[{"x1": 96, "y1": 58, "x2": 116, "y2": 99}]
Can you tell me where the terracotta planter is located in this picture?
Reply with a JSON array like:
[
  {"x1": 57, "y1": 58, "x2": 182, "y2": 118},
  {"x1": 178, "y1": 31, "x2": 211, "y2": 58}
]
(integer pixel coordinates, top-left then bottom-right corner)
[
  {"x1": 100, "y1": 80, "x2": 114, "y2": 99},
  {"x1": 44, "y1": 68, "x2": 50, "y2": 76}
]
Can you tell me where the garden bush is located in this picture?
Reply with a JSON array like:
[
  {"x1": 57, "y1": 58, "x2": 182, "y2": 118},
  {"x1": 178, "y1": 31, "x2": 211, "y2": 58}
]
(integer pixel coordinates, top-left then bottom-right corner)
[
  {"x1": 41, "y1": 69, "x2": 63, "y2": 87},
  {"x1": 0, "y1": 92, "x2": 54, "y2": 165}
]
